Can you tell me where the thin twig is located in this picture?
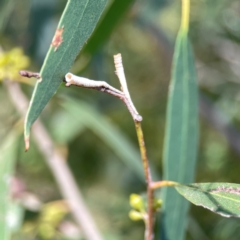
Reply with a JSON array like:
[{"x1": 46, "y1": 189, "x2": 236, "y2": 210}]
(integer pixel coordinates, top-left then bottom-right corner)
[
  {"x1": 18, "y1": 54, "x2": 153, "y2": 240},
  {"x1": 114, "y1": 54, "x2": 142, "y2": 122},
  {"x1": 135, "y1": 122, "x2": 154, "y2": 240},
  {"x1": 19, "y1": 70, "x2": 41, "y2": 79},
  {"x1": 65, "y1": 73, "x2": 123, "y2": 94},
  {"x1": 181, "y1": 0, "x2": 190, "y2": 31},
  {"x1": 64, "y1": 72, "x2": 143, "y2": 122},
  {"x1": 113, "y1": 54, "x2": 154, "y2": 240},
  {"x1": 150, "y1": 180, "x2": 178, "y2": 190},
  {"x1": 5, "y1": 80, "x2": 103, "y2": 240}
]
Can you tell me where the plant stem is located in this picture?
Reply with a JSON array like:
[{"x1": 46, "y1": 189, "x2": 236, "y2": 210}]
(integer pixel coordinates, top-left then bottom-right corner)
[
  {"x1": 181, "y1": 0, "x2": 190, "y2": 32},
  {"x1": 135, "y1": 122, "x2": 151, "y2": 183},
  {"x1": 151, "y1": 180, "x2": 179, "y2": 190},
  {"x1": 114, "y1": 54, "x2": 142, "y2": 122},
  {"x1": 135, "y1": 122, "x2": 154, "y2": 240},
  {"x1": 113, "y1": 54, "x2": 154, "y2": 240}
]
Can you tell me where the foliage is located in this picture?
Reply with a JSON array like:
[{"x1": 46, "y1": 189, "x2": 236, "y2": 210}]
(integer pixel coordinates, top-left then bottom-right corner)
[
  {"x1": 175, "y1": 183, "x2": 240, "y2": 218},
  {"x1": 24, "y1": 0, "x2": 107, "y2": 147},
  {"x1": 1, "y1": 0, "x2": 240, "y2": 240},
  {"x1": 161, "y1": 28, "x2": 198, "y2": 240}
]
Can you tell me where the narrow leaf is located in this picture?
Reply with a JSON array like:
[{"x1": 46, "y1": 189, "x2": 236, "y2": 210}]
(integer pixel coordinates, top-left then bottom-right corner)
[
  {"x1": 60, "y1": 97, "x2": 145, "y2": 181},
  {"x1": 24, "y1": 0, "x2": 107, "y2": 149},
  {"x1": 84, "y1": 0, "x2": 134, "y2": 54},
  {"x1": 161, "y1": 29, "x2": 199, "y2": 240},
  {"x1": 175, "y1": 183, "x2": 240, "y2": 218},
  {"x1": 0, "y1": 132, "x2": 19, "y2": 240}
]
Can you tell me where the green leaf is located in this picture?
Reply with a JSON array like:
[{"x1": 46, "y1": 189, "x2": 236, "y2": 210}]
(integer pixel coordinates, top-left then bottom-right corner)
[
  {"x1": 24, "y1": 0, "x2": 107, "y2": 149},
  {"x1": 175, "y1": 183, "x2": 240, "y2": 218},
  {"x1": 60, "y1": 97, "x2": 145, "y2": 181},
  {"x1": 0, "y1": 132, "x2": 19, "y2": 239},
  {"x1": 161, "y1": 29, "x2": 199, "y2": 240},
  {"x1": 84, "y1": 0, "x2": 135, "y2": 55}
]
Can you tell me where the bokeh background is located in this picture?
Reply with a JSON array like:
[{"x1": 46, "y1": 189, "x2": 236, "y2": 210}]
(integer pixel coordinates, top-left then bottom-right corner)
[{"x1": 1, "y1": 0, "x2": 240, "y2": 239}]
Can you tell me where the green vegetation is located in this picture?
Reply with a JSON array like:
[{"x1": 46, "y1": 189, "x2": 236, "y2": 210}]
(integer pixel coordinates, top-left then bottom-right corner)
[
  {"x1": 24, "y1": 0, "x2": 107, "y2": 148},
  {"x1": 1, "y1": 0, "x2": 240, "y2": 239}
]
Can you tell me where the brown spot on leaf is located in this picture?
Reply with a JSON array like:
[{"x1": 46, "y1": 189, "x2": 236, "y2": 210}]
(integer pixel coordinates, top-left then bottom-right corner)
[{"x1": 51, "y1": 26, "x2": 64, "y2": 51}]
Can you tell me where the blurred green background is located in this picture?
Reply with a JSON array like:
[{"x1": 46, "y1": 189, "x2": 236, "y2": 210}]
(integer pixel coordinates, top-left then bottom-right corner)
[{"x1": 1, "y1": 0, "x2": 240, "y2": 239}]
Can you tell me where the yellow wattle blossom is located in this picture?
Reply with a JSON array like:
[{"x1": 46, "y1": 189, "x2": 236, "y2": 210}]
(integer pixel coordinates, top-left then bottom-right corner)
[{"x1": 0, "y1": 47, "x2": 30, "y2": 81}]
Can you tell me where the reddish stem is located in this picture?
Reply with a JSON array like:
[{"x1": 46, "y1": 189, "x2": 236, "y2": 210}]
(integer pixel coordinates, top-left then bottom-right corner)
[{"x1": 135, "y1": 122, "x2": 154, "y2": 240}]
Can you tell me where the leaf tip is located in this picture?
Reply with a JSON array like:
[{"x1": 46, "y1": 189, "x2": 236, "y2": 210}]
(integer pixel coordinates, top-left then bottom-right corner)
[{"x1": 24, "y1": 135, "x2": 30, "y2": 152}]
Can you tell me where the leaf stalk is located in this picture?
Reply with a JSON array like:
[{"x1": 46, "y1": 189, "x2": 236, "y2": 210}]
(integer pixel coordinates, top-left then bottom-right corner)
[{"x1": 181, "y1": 0, "x2": 190, "y2": 32}]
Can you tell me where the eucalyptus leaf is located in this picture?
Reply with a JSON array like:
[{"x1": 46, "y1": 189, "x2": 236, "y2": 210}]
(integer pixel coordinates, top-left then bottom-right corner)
[
  {"x1": 161, "y1": 29, "x2": 199, "y2": 240},
  {"x1": 176, "y1": 183, "x2": 240, "y2": 218},
  {"x1": 84, "y1": 0, "x2": 134, "y2": 54},
  {"x1": 24, "y1": 0, "x2": 107, "y2": 149}
]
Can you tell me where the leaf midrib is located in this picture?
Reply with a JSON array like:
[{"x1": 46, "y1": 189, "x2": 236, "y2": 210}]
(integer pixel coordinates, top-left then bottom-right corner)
[{"x1": 182, "y1": 187, "x2": 240, "y2": 203}]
